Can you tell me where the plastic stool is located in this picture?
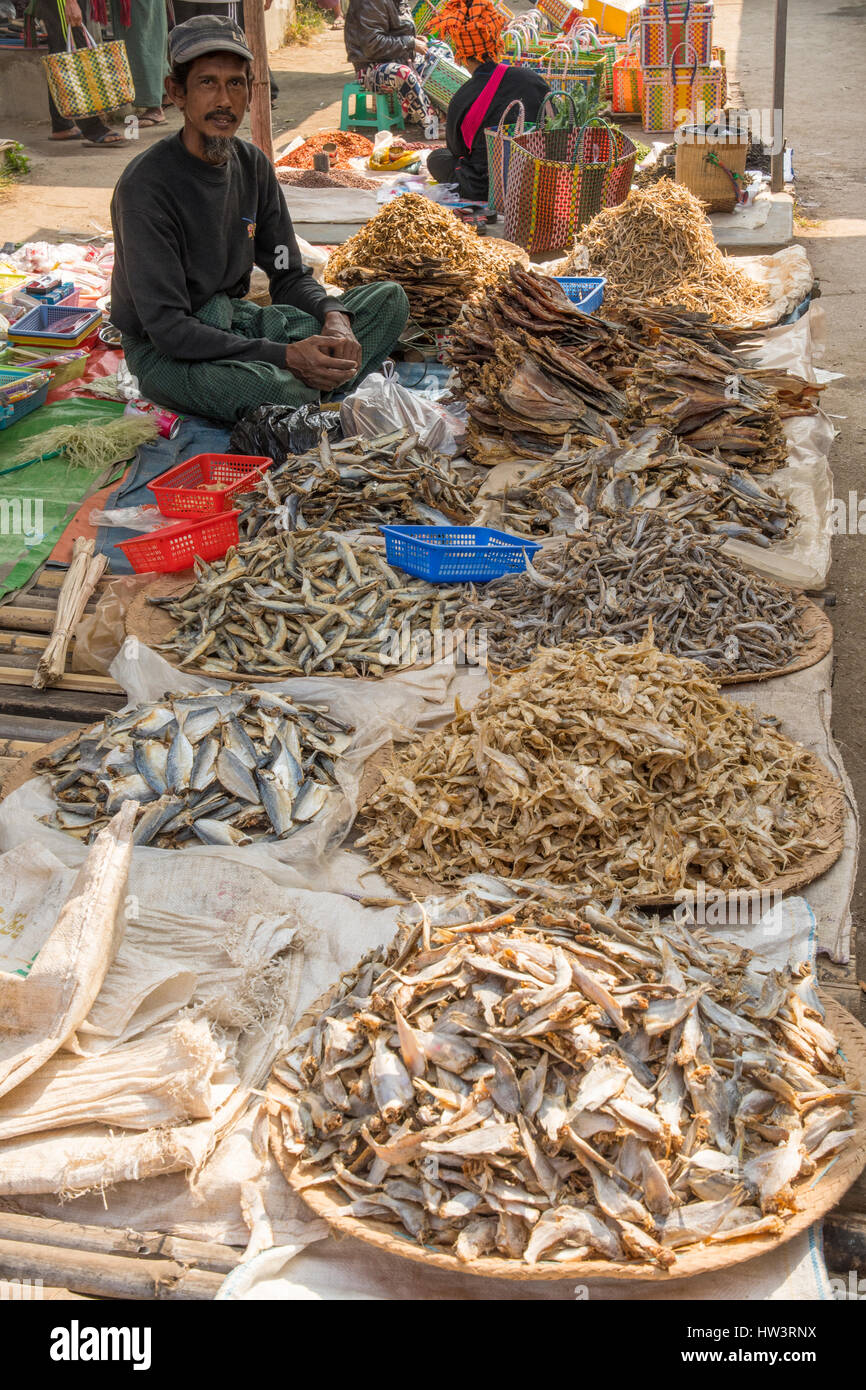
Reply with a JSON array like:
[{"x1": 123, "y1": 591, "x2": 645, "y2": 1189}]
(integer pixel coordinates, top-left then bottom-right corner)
[{"x1": 340, "y1": 82, "x2": 405, "y2": 132}]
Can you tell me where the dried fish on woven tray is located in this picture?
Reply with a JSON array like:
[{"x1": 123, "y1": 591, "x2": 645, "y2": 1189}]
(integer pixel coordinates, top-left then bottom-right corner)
[
  {"x1": 236, "y1": 429, "x2": 478, "y2": 543},
  {"x1": 454, "y1": 513, "x2": 812, "y2": 676},
  {"x1": 556, "y1": 183, "x2": 770, "y2": 325},
  {"x1": 36, "y1": 689, "x2": 353, "y2": 847},
  {"x1": 447, "y1": 268, "x2": 804, "y2": 472},
  {"x1": 149, "y1": 530, "x2": 470, "y2": 679},
  {"x1": 273, "y1": 900, "x2": 855, "y2": 1270},
  {"x1": 354, "y1": 635, "x2": 834, "y2": 900},
  {"x1": 490, "y1": 430, "x2": 797, "y2": 546},
  {"x1": 326, "y1": 193, "x2": 527, "y2": 329}
]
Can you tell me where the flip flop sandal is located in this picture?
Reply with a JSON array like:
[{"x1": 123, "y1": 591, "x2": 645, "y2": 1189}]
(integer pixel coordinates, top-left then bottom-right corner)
[
  {"x1": 82, "y1": 131, "x2": 124, "y2": 146},
  {"x1": 50, "y1": 129, "x2": 82, "y2": 141},
  {"x1": 137, "y1": 114, "x2": 167, "y2": 127}
]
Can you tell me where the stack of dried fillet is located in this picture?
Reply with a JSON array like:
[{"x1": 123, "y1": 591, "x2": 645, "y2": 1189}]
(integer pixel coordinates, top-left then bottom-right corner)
[
  {"x1": 355, "y1": 634, "x2": 833, "y2": 899},
  {"x1": 326, "y1": 193, "x2": 527, "y2": 329},
  {"x1": 447, "y1": 268, "x2": 804, "y2": 471},
  {"x1": 275, "y1": 901, "x2": 854, "y2": 1269},
  {"x1": 237, "y1": 430, "x2": 477, "y2": 542}
]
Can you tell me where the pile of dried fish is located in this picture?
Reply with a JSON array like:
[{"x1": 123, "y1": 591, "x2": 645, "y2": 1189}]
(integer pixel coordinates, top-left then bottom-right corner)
[
  {"x1": 355, "y1": 635, "x2": 830, "y2": 898},
  {"x1": 151, "y1": 531, "x2": 469, "y2": 678},
  {"x1": 492, "y1": 430, "x2": 796, "y2": 545},
  {"x1": 457, "y1": 513, "x2": 810, "y2": 675},
  {"x1": 237, "y1": 430, "x2": 477, "y2": 543},
  {"x1": 447, "y1": 268, "x2": 796, "y2": 472},
  {"x1": 275, "y1": 902, "x2": 854, "y2": 1268},
  {"x1": 557, "y1": 183, "x2": 769, "y2": 324},
  {"x1": 326, "y1": 194, "x2": 527, "y2": 328},
  {"x1": 37, "y1": 690, "x2": 353, "y2": 847}
]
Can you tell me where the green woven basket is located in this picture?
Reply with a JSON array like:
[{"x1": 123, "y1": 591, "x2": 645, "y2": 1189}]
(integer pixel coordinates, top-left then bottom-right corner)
[{"x1": 422, "y1": 53, "x2": 471, "y2": 112}]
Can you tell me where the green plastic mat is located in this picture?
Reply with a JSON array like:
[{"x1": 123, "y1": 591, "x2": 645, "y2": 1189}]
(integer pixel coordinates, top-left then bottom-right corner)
[{"x1": 0, "y1": 397, "x2": 125, "y2": 601}]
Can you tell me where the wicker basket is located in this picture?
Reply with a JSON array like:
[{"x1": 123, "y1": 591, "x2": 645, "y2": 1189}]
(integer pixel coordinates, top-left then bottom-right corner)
[{"x1": 675, "y1": 122, "x2": 749, "y2": 212}]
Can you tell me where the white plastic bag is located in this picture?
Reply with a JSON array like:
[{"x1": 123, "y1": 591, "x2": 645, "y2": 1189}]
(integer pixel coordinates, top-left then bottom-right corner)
[
  {"x1": 89, "y1": 505, "x2": 165, "y2": 532},
  {"x1": 340, "y1": 361, "x2": 465, "y2": 455}
]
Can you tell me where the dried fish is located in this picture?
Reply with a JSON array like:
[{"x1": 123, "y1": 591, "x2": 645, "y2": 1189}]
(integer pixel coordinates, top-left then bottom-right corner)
[
  {"x1": 151, "y1": 530, "x2": 472, "y2": 679},
  {"x1": 275, "y1": 902, "x2": 853, "y2": 1268},
  {"x1": 556, "y1": 183, "x2": 770, "y2": 325},
  {"x1": 36, "y1": 689, "x2": 352, "y2": 847},
  {"x1": 236, "y1": 430, "x2": 479, "y2": 543},
  {"x1": 457, "y1": 513, "x2": 811, "y2": 675},
  {"x1": 355, "y1": 634, "x2": 830, "y2": 899},
  {"x1": 326, "y1": 193, "x2": 528, "y2": 329},
  {"x1": 447, "y1": 267, "x2": 812, "y2": 475}
]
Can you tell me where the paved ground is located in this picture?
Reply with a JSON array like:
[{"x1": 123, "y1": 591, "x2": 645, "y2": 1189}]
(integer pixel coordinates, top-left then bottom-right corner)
[
  {"x1": 2, "y1": 0, "x2": 864, "y2": 987},
  {"x1": 713, "y1": 0, "x2": 866, "y2": 997}
]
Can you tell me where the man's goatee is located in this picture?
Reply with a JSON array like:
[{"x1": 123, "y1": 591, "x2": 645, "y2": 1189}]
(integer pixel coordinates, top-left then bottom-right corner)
[{"x1": 201, "y1": 134, "x2": 233, "y2": 165}]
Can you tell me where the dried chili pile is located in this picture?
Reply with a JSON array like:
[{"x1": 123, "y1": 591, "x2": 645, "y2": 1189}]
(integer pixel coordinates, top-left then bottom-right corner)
[{"x1": 278, "y1": 131, "x2": 374, "y2": 170}]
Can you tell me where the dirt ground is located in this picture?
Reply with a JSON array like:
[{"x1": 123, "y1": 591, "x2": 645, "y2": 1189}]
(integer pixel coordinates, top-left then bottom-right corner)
[
  {"x1": 1, "y1": 0, "x2": 864, "y2": 988},
  {"x1": 0, "y1": 25, "x2": 353, "y2": 240}
]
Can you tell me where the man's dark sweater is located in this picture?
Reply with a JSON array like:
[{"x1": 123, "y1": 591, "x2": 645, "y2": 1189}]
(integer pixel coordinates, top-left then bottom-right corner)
[
  {"x1": 444, "y1": 61, "x2": 549, "y2": 201},
  {"x1": 110, "y1": 132, "x2": 347, "y2": 368}
]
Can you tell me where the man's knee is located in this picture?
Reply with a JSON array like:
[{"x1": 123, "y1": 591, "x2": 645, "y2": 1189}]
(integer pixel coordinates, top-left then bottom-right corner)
[{"x1": 376, "y1": 280, "x2": 410, "y2": 330}]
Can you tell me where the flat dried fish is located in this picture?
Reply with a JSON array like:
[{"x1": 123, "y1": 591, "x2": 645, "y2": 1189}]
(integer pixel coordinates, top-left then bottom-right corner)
[
  {"x1": 37, "y1": 689, "x2": 351, "y2": 847},
  {"x1": 275, "y1": 901, "x2": 853, "y2": 1268}
]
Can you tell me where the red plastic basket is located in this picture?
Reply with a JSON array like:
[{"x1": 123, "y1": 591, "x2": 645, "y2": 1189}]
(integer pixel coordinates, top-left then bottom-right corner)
[
  {"x1": 147, "y1": 453, "x2": 274, "y2": 518},
  {"x1": 115, "y1": 509, "x2": 241, "y2": 574}
]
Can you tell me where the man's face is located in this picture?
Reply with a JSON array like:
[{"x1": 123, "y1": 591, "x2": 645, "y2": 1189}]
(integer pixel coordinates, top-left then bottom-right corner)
[{"x1": 168, "y1": 53, "x2": 251, "y2": 161}]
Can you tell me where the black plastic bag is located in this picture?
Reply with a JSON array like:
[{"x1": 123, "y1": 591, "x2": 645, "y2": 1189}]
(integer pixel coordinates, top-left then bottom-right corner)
[{"x1": 228, "y1": 402, "x2": 339, "y2": 463}]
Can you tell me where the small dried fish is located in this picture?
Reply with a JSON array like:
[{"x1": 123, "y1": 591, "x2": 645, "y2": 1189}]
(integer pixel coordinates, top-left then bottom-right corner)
[
  {"x1": 457, "y1": 512, "x2": 811, "y2": 675},
  {"x1": 236, "y1": 430, "x2": 479, "y2": 543},
  {"x1": 150, "y1": 530, "x2": 471, "y2": 679},
  {"x1": 275, "y1": 902, "x2": 853, "y2": 1268},
  {"x1": 355, "y1": 634, "x2": 831, "y2": 899}
]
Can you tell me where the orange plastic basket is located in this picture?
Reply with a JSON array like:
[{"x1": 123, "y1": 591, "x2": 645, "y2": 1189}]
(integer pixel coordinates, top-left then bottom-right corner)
[
  {"x1": 147, "y1": 452, "x2": 274, "y2": 518},
  {"x1": 115, "y1": 509, "x2": 240, "y2": 574}
]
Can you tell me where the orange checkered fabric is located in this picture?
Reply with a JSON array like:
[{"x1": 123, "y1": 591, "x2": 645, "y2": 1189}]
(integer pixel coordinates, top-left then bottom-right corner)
[{"x1": 436, "y1": 0, "x2": 505, "y2": 65}]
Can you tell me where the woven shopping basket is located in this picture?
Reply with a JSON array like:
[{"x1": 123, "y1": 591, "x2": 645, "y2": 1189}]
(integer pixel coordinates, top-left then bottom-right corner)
[
  {"x1": 485, "y1": 98, "x2": 532, "y2": 214},
  {"x1": 641, "y1": 44, "x2": 725, "y2": 132},
  {"x1": 611, "y1": 24, "x2": 643, "y2": 112},
  {"x1": 503, "y1": 110, "x2": 636, "y2": 252},
  {"x1": 421, "y1": 41, "x2": 471, "y2": 112},
  {"x1": 42, "y1": 21, "x2": 133, "y2": 119}
]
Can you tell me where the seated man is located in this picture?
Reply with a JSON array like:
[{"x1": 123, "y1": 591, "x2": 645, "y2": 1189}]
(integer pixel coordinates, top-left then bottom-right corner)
[
  {"x1": 110, "y1": 14, "x2": 409, "y2": 425},
  {"x1": 426, "y1": 0, "x2": 549, "y2": 202}
]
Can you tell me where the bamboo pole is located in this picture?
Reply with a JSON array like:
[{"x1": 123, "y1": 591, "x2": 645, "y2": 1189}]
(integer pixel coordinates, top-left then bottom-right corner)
[
  {"x1": 0, "y1": 1211, "x2": 241, "y2": 1275},
  {"x1": 34, "y1": 538, "x2": 108, "y2": 690},
  {"x1": 0, "y1": 1235, "x2": 226, "y2": 1301},
  {"x1": 243, "y1": 0, "x2": 274, "y2": 163}
]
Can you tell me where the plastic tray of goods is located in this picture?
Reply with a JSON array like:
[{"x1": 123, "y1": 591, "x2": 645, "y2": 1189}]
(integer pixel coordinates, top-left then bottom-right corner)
[
  {"x1": 380, "y1": 524, "x2": 542, "y2": 582},
  {"x1": 553, "y1": 275, "x2": 606, "y2": 313},
  {"x1": 0, "y1": 368, "x2": 50, "y2": 431},
  {"x1": 8, "y1": 303, "x2": 102, "y2": 348},
  {"x1": 148, "y1": 453, "x2": 275, "y2": 518},
  {"x1": 116, "y1": 509, "x2": 241, "y2": 574}
]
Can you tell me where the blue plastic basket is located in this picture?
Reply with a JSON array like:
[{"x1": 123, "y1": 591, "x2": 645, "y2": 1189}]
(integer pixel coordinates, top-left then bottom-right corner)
[
  {"x1": 554, "y1": 276, "x2": 606, "y2": 313},
  {"x1": 380, "y1": 525, "x2": 542, "y2": 583},
  {"x1": 0, "y1": 368, "x2": 49, "y2": 431},
  {"x1": 8, "y1": 302, "x2": 101, "y2": 347}
]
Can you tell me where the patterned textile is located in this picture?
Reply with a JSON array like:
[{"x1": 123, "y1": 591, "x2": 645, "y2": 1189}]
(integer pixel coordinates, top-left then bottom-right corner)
[
  {"x1": 122, "y1": 281, "x2": 410, "y2": 425},
  {"x1": 356, "y1": 54, "x2": 435, "y2": 121},
  {"x1": 436, "y1": 0, "x2": 504, "y2": 64}
]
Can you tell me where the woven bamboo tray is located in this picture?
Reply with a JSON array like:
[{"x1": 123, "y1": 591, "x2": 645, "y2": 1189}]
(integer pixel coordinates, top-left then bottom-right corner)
[
  {"x1": 126, "y1": 578, "x2": 832, "y2": 689},
  {"x1": 268, "y1": 997, "x2": 866, "y2": 1283}
]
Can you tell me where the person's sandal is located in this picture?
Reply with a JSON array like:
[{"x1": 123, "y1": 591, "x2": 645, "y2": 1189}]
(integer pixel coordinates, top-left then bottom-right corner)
[
  {"x1": 50, "y1": 128, "x2": 82, "y2": 141},
  {"x1": 82, "y1": 129, "x2": 124, "y2": 146}
]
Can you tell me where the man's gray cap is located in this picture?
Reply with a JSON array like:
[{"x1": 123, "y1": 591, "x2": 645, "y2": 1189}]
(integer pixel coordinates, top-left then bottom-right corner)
[{"x1": 169, "y1": 14, "x2": 254, "y2": 66}]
